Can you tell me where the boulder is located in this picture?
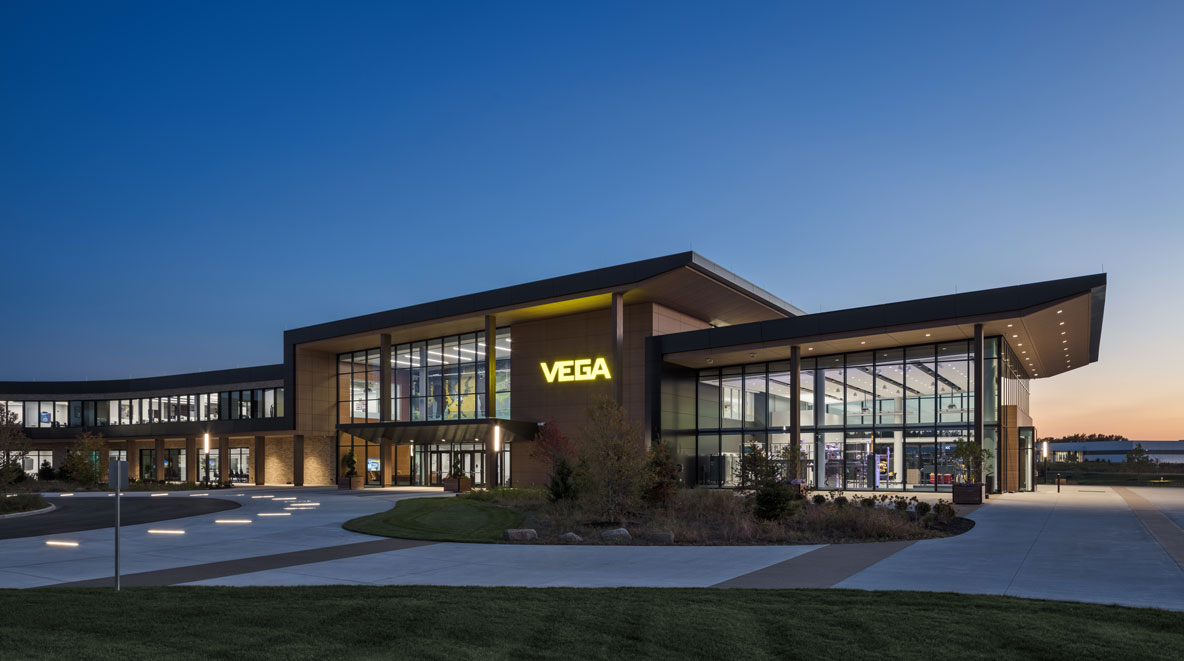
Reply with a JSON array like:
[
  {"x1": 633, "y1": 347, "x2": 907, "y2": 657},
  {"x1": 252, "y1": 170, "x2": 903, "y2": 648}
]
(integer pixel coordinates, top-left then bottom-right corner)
[
  {"x1": 503, "y1": 528, "x2": 538, "y2": 541},
  {"x1": 558, "y1": 532, "x2": 583, "y2": 544},
  {"x1": 600, "y1": 528, "x2": 631, "y2": 542},
  {"x1": 646, "y1": 530, "x2": 675, "y2": 544}
]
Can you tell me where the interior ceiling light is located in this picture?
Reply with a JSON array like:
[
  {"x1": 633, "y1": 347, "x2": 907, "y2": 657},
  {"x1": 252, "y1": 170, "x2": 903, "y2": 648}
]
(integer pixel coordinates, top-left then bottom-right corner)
[
  {"x1": 1059, "y1": 321, "x2": 1065, "y2": 326},
  {"x1": 1012, "y1": 334, "x2": 1018, "y2": 338},
  {"x1": 1057, "y1": 310, "x2": 1063, "y2": 314}
]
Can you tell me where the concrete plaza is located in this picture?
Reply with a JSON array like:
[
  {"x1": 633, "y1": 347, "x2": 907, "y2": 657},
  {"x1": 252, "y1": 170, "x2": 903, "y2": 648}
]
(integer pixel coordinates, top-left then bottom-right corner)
[{"x1": 2, "y1": 484, "x2": 1182, "y2": 611}]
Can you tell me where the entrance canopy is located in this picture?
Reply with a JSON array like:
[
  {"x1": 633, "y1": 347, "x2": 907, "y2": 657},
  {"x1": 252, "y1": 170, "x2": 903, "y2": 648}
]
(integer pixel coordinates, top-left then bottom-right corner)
[{"x1": 338, "y1": 418, "x2": 540, "y2": 445}]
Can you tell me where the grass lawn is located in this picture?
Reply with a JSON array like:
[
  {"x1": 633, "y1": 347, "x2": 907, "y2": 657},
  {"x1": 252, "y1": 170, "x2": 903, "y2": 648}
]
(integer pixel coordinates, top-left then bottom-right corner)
[
  {"x1": 344, "y1": 496, "x2": 523, "y2": 542},
  {"x1": 2, "y1": 587, "x2": 1181, "y2": 660}
]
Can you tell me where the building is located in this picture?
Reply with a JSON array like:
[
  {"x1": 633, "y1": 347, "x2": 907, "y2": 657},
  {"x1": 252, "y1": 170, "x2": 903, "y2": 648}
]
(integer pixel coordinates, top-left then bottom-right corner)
[
  {"x1": 1047, "y1": 440, "x2": 1184, "y2": 464},
  {"x1": 0, "y1": 253, "x2": 1107, "y2": 494}
]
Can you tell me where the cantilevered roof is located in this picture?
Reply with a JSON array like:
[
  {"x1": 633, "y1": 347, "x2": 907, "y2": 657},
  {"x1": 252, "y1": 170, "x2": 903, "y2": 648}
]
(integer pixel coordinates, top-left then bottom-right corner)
[
  {"x1": 338, "y1": 418, "x2": 540, "y2": 445},
  {"x1": 287, "y1": 252, "x2": 803, "y2": 352},
  {"x1": 659, "y1": 273, "x2": 1106, "y2": 379},
  {"x1": 0, "y1": 365, "x2": 284, "y2": 399}
]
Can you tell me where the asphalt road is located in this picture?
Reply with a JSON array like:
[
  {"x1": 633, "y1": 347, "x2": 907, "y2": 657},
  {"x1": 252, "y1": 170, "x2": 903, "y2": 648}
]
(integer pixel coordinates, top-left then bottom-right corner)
[{"x1": 0, "y1": 497, "x2": 240, "y2": 539}]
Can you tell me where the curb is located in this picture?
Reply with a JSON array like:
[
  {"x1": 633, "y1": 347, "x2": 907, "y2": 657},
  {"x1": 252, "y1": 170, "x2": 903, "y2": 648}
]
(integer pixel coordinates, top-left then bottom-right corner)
[{"x1": 0, "y1": 502, "x2": 56, "y2": 519}]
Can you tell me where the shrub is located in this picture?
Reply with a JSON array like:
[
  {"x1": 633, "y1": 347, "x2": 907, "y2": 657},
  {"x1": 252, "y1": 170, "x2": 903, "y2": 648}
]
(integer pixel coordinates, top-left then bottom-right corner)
[
  {"x1": 914, "y1": 501, "x2": 932, "y2": 516},
  {"x1": 812, "y1": 494, "x2": 827, "y2": 505},
  {"x1": 575, "y1": 397, "x2": 646, "y2": 521},
  {"x1": 37, "y1": 461, "x2": 56, "y2": 482},
  {"x1": 753, "y1": 483, "x2": 794, "y2": 521},
  {"x1": 547, "y1": 455, "x2": 578, "y2": 503},
  {"x1": 60, "y1": 432, "x2": 106, "y2": 487},
  {"x1": 933, "y1": 500, "x2": 956, "y2": 521},
  {"x1": 893, "y1": 497, "x2": 912, "y2": 511},
  {"x1": 860, "y1": 497, "x2": 876, "y2": 508},
  {"x1": 642, "y1": 443, "x2": 680, "y2": 507},
  {"x1": 833, "y1": 495, "x2": 849, "y2": 507}
]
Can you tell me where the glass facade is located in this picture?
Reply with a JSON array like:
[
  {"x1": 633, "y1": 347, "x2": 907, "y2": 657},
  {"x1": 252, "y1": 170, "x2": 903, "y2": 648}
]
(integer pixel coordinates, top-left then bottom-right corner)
[
  {"x1": 694, "y1": 339, "x2": 1003, "y2": 492},
  {"x1": 0, "y1": 388, "x2": 283, "y2": 429},
  {"x1": 337, "y1": 328, "x2": 511, "y2": 424}
]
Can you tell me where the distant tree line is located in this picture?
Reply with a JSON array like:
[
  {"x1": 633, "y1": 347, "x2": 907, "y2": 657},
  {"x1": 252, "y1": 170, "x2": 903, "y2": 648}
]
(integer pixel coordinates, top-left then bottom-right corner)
[{"x1": 1037, "y1": 433, "x2": 1129, "y2": 444}]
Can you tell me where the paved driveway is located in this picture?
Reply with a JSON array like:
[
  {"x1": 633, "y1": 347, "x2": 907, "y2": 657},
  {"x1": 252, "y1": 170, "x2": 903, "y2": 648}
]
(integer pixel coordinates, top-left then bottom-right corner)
[{"x1": 3, "y1": 485, "x2": 1183, "y2": 611}]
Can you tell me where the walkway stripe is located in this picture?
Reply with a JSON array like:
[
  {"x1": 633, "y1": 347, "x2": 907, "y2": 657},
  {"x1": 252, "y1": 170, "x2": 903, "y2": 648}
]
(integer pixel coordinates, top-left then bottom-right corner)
[
  {"x1": 47, "y1": 537, "x2": 437, "y2": 588},
  {"x1": 711, "y1": 540, "x2": 915, "y2": 589},
  {"x1": 1114, "y1": 487, "x2": 1184, "y2": 572}
]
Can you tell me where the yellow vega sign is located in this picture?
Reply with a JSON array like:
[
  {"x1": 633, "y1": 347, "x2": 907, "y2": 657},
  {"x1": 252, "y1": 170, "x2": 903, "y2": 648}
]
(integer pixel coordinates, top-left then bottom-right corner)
[{"x1": 540, "y1": 357, "x2": 612, "y2": 383}]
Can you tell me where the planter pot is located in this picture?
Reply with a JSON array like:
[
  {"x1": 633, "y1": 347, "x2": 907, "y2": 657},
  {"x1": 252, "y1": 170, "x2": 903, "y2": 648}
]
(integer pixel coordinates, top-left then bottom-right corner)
[
  {"x1": 952, "y1": 482, "x2": 985, "y2": 505},
  {"x1": 442, "y1": 477, "x2": 473, "y2": 493},
  {"x1": 337, "y1": 476, "x2": 364, "y2": 490}
]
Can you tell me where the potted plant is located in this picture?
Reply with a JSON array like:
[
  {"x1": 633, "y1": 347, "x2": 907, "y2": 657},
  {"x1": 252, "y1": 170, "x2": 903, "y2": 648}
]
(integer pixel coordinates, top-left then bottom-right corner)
[
  {"x1": 950, "y1": 439, "x2": 994, "y2": 505},
  {"x1": 337, "y1": 450, "x2": 364, "y2": 490},
  {"x1": 442, "y1": 456, "x2": 472, "y2": 493}
]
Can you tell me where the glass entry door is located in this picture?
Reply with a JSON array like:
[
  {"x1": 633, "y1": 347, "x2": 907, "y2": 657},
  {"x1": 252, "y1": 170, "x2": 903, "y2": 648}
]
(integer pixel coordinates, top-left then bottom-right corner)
[
  {"x1": 1018, "y1": 427, "x2": 1036, "y2": 492},
  {"x1": 414, "y1": 445, "x2": 486, "y2": 486}
]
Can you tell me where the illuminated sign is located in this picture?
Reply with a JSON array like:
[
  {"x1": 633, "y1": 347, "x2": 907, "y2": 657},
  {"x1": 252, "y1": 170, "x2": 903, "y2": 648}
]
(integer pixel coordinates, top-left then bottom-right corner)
[{"x1": 540, "y1": 357, "x2": 612, "y2": 383}]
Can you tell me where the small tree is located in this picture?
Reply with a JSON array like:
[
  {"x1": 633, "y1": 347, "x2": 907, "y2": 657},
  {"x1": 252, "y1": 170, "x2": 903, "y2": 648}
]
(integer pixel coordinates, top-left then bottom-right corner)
[
  {"x1": 575, "y1": 397, "x2": 646, "y2": 522},
  {"x1": 950, "y1": 439, "x2": 994, "y2": 484},
  {"x1": 737, "y1": 443, "x2": 780, "y2": 491},
  {"x1": 642, "y1": 442, "x2": 680, "y2": 507},
  {"x1": 1125, "y1": 443, "x2": 1154, "y2": 473},
  {"x1": 0, "y1": 408, "x2": 31, "y2": 492},
  {"x1": 342, "y1": 450, "x2": 358, "y2": 478},
  {"x1": 60, "y1": 432, "x2": 107, "y2": 487}
]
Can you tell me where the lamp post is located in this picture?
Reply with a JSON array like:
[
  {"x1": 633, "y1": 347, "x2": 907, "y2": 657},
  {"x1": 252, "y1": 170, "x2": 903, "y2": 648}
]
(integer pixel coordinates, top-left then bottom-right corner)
[{"x1": 1041, "y1": 441, "x2": 1048, "y2": 485}]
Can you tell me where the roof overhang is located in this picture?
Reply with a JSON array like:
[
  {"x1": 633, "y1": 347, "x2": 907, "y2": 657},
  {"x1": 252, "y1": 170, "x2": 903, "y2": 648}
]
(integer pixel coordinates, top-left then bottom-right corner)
[
  {"x1": 287, "y1": 252, "x2": 803, "y2": 355},
  {"x1": 337, "y1": 418, "x2": 540, "y2": 444},
  {"x1": 659, "y1": 274, "x2": 1106, "y2": 380}
]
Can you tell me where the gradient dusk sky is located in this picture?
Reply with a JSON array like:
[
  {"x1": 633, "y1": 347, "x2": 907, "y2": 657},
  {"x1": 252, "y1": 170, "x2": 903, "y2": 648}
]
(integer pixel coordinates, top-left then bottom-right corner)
[{"x1": 1, "y1": 1, "x2": 1181, "y2": 439}]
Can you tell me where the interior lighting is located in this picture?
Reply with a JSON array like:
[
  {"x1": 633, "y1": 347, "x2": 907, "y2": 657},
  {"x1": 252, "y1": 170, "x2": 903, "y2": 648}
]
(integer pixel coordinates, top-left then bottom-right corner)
[
  {"x1": 46, "y1": 541, "x2": 79, "y2": 547},
  {"x1": 1057, "y1": 310, "x2": 1063, "y2": 314}
]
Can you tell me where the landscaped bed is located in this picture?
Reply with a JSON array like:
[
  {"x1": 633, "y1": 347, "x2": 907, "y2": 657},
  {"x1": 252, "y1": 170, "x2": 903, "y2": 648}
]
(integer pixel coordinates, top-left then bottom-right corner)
[
  {"x1": 2, "y1": 587, "x2": 1181, "y2": 660},
  {"x1": 345, "y1": 489, "x2": 973, "y2": 545},
  {"x1": 0, "y1": 493, "x2": 48, "y2": 515}
]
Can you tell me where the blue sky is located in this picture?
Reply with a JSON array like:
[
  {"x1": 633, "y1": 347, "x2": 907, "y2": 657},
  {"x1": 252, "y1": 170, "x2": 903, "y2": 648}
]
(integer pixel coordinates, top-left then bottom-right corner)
[{"x1": 2, "y1": 1, "x2": 1181, "y2": 437}]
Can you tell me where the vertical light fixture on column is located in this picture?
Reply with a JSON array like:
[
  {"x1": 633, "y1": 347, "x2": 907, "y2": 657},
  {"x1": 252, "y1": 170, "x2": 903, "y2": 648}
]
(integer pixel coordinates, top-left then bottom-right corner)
[
  {"x1": 492, "y1": 424, "x2": 501, "y2": 488},
  {"x1": 203, "y1": 433, "x2": 210, "y2": 487}
]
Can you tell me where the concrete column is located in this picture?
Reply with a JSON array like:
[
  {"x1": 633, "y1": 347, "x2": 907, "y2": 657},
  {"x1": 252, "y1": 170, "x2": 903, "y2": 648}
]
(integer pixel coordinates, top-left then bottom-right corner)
[
  {"x1": 379, "y1": 437, "x2": 391, "y2": 487},
  {"x1": 218, "y1": 436, "x2": 230, "y2": 484},
  {"x1": 254, "y1": 436, "x2": 266, "y2": 485},
  {"x1": 126, "y1": 440, "x2": 139, "y2": 480},
  {"x1": 974, "y1": 323, "x2": 986, "y2": 485},
  {"x1": 380, "y1": 333, "x2": 392, "y2": 422},
  {"x1": 154, "y1": 438, "x2": 165, "y2": 481},
  {"x1": 185, "y1": 436, "x2": 197, "y2": 483},
  {"x1": 485, "y1": 315, "x2": 498, "y2": 489},
  {"x1": 293, "y1": 435, "x2": 305, "y2": 487},
  {"x1": 790, "y1": 345, "x2": 801, "y2": 481},
  {"x1": 611, "y1": 292, "x2": 624, "y2": 404}
]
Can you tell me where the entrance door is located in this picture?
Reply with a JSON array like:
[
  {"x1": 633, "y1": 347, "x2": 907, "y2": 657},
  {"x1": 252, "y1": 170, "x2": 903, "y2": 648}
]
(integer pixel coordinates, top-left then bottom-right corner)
[{"x1": 1018, "y1": 427, "x2": 1036, "y2": 492}]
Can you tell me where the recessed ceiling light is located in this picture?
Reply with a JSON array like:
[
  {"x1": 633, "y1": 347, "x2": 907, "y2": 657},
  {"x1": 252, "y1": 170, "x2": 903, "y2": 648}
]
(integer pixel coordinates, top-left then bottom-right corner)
[
  {"x1": 1007, "y1": 324, "x2": 1013, "y2": 328},
  {"x1": 1022, "y1": 351, "x2": 1026, "y2": 354},
  {"x1": 1018, "y1": 343, "x2": 1023, "y2": 346},
  {"x1": 808, "y1": 347, "x2": 813, "y2": 351},
  {"x1": 1011, "y1": 334, "x2": 1018, "y2": 338},
  {"x1": 1059, "y1": 321, "x2": 1064, "y2": 326},
  {"x1": 1061, "y1": 332, "x2": 1066, "y2": 335},
  {"x1": 860, "y1": 341, "x2": 866, "y2": 345},
  {"x1": 1062, "y1": 340, "x2": 1067, "y2": 343}
]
